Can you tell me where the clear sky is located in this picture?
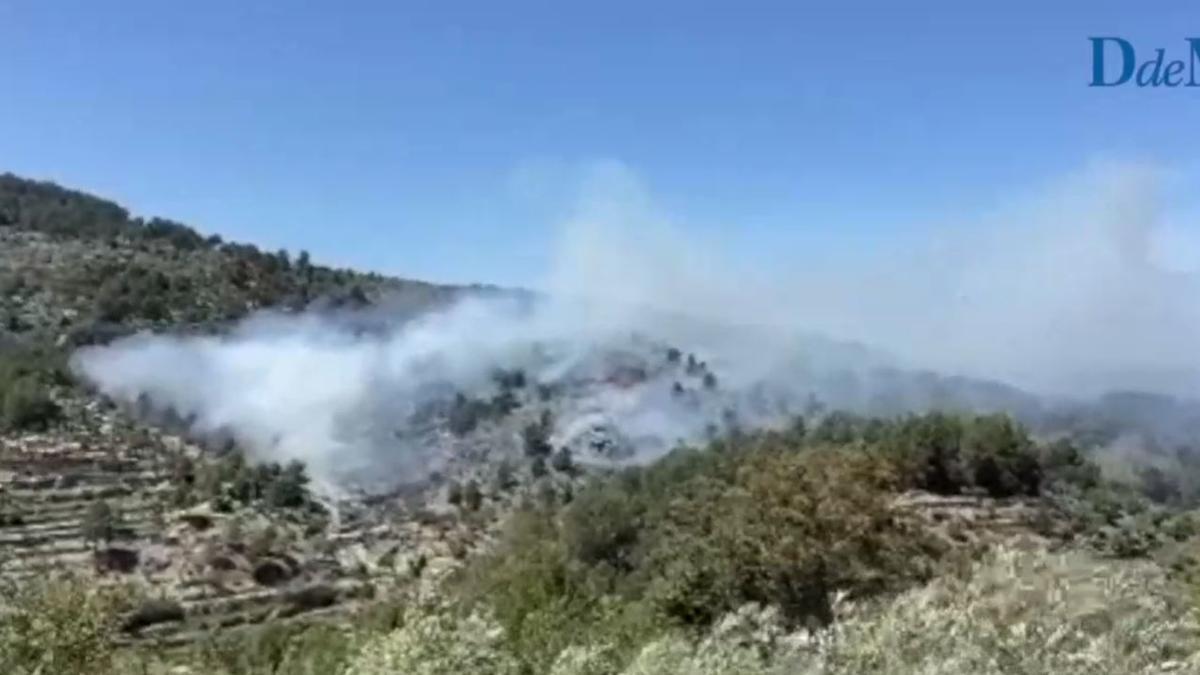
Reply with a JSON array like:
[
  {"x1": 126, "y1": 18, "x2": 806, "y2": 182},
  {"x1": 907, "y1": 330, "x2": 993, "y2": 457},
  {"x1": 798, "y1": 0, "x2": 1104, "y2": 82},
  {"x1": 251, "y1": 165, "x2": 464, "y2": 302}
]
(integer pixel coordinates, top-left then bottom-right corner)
[{"x1": 2, "y1": 1, "x2": 1198, "y2": 287}]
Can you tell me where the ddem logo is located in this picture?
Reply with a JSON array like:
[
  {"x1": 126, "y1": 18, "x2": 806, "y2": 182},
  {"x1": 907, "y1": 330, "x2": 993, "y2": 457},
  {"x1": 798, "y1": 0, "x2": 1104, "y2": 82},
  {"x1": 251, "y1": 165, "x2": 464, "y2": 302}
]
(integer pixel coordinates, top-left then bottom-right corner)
[{"x1": 1089, "y1": 37, "x2": 1200, "y2": 87}]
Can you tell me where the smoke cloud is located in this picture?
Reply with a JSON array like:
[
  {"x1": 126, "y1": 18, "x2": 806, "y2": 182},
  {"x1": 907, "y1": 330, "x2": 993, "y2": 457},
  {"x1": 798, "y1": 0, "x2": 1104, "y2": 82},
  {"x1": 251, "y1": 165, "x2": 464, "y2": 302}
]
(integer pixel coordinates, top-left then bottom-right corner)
[
  {"x1": 543, "y1": 159, "x2": 1200, "y2": 398},
  {"x1": 73, "y1": 158, "x2": 1200, "y2": 491}
]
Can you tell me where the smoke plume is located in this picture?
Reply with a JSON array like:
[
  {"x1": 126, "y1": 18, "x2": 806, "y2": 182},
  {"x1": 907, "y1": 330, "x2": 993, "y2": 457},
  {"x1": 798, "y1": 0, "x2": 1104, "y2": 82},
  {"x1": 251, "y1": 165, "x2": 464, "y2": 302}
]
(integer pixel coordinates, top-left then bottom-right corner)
[{"x1": 72, "y1": 158, "x2": 1200, "y2": 490}]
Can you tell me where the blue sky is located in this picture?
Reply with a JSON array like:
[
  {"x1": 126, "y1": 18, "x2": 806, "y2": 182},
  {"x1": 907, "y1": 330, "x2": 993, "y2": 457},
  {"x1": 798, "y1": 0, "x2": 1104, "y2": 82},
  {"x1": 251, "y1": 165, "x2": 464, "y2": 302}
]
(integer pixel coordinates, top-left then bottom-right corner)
[{"x1": 2, "y1": 1, "x2": 1198, "y2": 287}]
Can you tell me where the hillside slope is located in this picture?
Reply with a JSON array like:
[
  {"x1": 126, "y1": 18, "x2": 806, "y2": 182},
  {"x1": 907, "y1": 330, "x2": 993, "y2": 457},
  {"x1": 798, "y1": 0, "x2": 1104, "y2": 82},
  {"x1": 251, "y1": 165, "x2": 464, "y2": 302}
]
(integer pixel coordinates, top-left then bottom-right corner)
[
  {"x1": 1, "y1": 173, "x2": 1199, "y2": 674},
  {"x1": 0, "y1": 173, "x2": 464, "y2": 346}
]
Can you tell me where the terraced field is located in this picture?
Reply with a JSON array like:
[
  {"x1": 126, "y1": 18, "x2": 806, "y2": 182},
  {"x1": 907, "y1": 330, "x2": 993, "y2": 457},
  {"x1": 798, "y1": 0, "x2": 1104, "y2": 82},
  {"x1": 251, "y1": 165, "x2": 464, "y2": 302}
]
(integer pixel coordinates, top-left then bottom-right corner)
[{"x1": 0, "y1": 432, "x2": 461, "y2": 649}]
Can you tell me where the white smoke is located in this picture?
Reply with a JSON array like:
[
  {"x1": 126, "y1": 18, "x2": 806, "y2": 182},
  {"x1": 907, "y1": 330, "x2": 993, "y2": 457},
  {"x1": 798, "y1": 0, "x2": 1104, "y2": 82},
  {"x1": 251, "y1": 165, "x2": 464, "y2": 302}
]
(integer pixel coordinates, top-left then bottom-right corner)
[
  {"x1": 72, "y1": 158, "x2": 1200, "y2": 490},
  {"x1": 541, "y1": 159, "x2": 1200, "y2": 396}
]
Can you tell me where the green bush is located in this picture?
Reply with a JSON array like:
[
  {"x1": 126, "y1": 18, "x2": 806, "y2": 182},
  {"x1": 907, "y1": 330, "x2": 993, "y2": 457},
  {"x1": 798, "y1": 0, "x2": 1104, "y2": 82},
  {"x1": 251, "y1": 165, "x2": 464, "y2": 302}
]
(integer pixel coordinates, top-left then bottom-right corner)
[
  {"x1": 0, "y1": 376, "x2": 61, "y2": 431},
  {"x1": 81, "y1": 500, "x2": 121, "y2": 545},
  {"x1": 0, "y1": 575, "x2": 130, "y2": 675},
  {"x1": 0, "y1": 344, "x2": 66, "y2": 431},
  {"x1": 879, "y1": 412, "x2": 1045, "y2": 498},
  {"x1": 266, "y1": 460, "x2": 311, "y2": 508},
  {"x1": 961, "y1": 414, "x2": 1042, "y2": 497},
  {"x1": 638, "y1": 445, "x2": 938, "y2": 627},
  {"x1": 344, "y1": 606, "x2": 521, "y2": 675},
  {"x1": 456, "y1": 428, "x2": 946, "y2": 672},
  {"x1": 561, "y1": 481, "x2": 642, "y2": 571}
]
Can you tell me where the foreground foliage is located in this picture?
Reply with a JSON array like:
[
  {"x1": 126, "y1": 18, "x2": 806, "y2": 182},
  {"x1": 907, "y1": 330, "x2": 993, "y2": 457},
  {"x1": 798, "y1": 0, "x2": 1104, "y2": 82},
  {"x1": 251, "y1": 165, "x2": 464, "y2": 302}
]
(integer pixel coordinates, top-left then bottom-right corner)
[
  {"x1": 0, "y1": 576, "x2": 130, "y2": 675},
  {"x1": 5, "y1": 411, "x2": 1200, "y2": 674},
  {"x1": 328, "y1": 547, "x2": 1200, "y2": 675}
]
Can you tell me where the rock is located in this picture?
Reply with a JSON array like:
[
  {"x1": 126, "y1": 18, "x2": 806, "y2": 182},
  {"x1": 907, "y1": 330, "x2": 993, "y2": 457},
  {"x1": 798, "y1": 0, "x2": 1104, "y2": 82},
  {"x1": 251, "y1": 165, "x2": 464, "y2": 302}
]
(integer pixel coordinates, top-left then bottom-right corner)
[
  {"x1": 284, "y1": 584, "x2": 338, "y2": 612},
  {"x1": 122, "y1": 599, "x2": 185, "y2": 633},
  {"x1": 208, "y1": 554, "x2": 239, "y2": 572},
  {"x1": 179, "y1": 512, "x2": 214, "y2": 531},
  {"x1": 252, "y1": 558, "x2": 294, "y2": 586},
  {"x1": 95, "y1": 546, "x2": 140, "y2": 573}
]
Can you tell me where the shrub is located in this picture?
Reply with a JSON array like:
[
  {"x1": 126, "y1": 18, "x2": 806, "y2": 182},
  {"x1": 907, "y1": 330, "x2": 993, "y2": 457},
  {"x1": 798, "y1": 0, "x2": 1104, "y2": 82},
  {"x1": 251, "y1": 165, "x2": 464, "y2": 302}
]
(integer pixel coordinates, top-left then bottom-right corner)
[
  {"x1": 552, "y1": 447, "x2": 577, "y2": 475},
  {"x1": 448, "y1": 480, "x2": 464, "y2": 506},
  {"x1": 961, "y1": 414, "x2": 1042, "y2": 497},
  {"x1": 809, "y1": 411, "x2": 865, "y2": 444},
  {"x1": 494, "y1": 460, "x2": 517, "y2": 493},
  {"x1": 0, "y1": 377, "x2": 60, "y2": 431},
  {"x1": 778, "y1": 546, "x2": 1200, "y2": 675},
  {"x1": 81, "y1": 500, "x2": 120, "y2": 545},
  {"x1": 639, "y1": 445, "x2": 937, "y2": 627},
  {"x1": 0, "y1": 575, "x2": 130, "y2": 675},
  {"x1": 463, "y1": 480, "x2": 484, "y2": 512},
  {"x1": 266, "y1": 460, "x2": 311, "y2": 508},
  {"x1": 122, "y1": 598, "x2": 185, "y2": 633},
  {"x1": 183, "y1": 621, "x2": 356, "y2": 675},
  {"x1": 586, "y1": 547, "x2": 1200, "y2": 675},
  {"x1": 523, "y1": 412, "x2": 554, "y2": 458},
  {"x1": 884, "y1": 412, "x2": 967, "y2": 494},
  {"x1": 879, "y1": 413, "x2": 1045, "y2": 498},
  {"x1": 458, "y1": 430, "x2": 945, "y2": 674},
  {"x1": 531, "y1": 456, "x2": 548, "y2": 479},
  {"x1": 449, "y1": 393, "x2": 489, "y2": 435},
  {"x1": 343, "y1": 606, "x2": 521, "y2": 675},
  {"x1": 1040, "y1": 438, "x2": 1102, "y2": 491},
  {"x1": 561, "y1": 482, "x2": 642, "y2": 571}
]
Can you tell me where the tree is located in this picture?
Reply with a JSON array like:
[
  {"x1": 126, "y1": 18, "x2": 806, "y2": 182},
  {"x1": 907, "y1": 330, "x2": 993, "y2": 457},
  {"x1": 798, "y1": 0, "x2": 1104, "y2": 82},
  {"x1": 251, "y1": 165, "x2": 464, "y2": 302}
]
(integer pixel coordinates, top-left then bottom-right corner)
[
  {"x1": 888, "y1": 413, "x2": 967, "y2": 495},
  {"x1": 962, "y1": 414, "x2": 1041, "y2": 498},
  {"x1": 266, "y1": 460, "x2": 310, "y2": 509},
  {"x1": 531, "y1": 456, "x2": 548, "y2": 479},
  {"x1": 810, "y1": 411, "x2": 862, "y2": 444},
  {"x1": 463, "y1": 480, "x2": 484, "y2": 512},
  {"x1": 523, "y1": 413, "x2": 553, "y2": 458},
  {"x1": 789, "y1": 415, "x2": 807, "y2": 438},
  {"x1": 81, "y1": 500, "x2": 119, "y2": 546},
  {"x1": 495, "y1": 460, "x2": 517, "y2": 493},
  {"x1": 551, "y1": 447, "x2": 576, "y2": 475},
  {"x1": 1, "y1": 378, "x2": 61, "y2": 431},
  {"x1": 447, "y1": 481, "x2": 464, "y2": 507},
  {"x1": 1139, "y1": 466, "x2": 1182, "y2": 505},
  {"x1": 346, "y1": 284, "x2": 369, "y2": 307},
  {"x1": 449, "y1": 393, "x2": 487, "y2": 435}
]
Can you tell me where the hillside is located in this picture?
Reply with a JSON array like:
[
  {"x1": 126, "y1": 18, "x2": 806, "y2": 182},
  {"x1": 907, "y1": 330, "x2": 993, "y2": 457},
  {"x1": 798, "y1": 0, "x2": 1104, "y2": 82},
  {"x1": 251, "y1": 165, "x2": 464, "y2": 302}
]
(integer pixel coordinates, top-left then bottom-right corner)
[
  {"x1": 0, "y1": 174, "x2": 493, "y2": 654},
  {"x1": 1, "y1": 173, "x2": 1199, "y2": 674},
  {"x1": 0, "y1": 173, "x2": 467, "y2": 342}
]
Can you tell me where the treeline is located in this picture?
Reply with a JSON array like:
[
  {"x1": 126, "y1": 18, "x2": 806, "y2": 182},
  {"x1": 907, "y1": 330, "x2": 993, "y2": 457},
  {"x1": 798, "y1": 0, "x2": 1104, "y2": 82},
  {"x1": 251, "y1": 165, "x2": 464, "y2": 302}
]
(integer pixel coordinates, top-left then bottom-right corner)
[
  {"x1": 0, "y1": 172, "x2": 452, "y2": 339},
  {"x1": 0, "y1": 173, "x2": 207, "y2": 247}
]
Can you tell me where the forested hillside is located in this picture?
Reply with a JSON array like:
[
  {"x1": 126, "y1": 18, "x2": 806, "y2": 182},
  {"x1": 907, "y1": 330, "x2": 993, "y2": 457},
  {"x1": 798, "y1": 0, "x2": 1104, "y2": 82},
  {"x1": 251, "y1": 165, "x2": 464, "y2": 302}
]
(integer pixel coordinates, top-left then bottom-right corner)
[{"x1": 1, "y1": 173, "x2": 1199, "y2": 675}]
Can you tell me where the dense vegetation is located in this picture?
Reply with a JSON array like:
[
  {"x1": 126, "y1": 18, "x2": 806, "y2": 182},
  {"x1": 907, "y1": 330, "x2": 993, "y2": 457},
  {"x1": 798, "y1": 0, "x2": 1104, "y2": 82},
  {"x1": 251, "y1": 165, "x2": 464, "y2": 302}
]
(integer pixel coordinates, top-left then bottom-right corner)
[
  {"x1": 0, "y1": 174, "x2": 464, "y2": 328},
  {"x1": 0, "y1": 343, "x2": 66, "y2": 431},
  {"x1": 4, "y1": 411, "x2": 1198, "y2": 674}
]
